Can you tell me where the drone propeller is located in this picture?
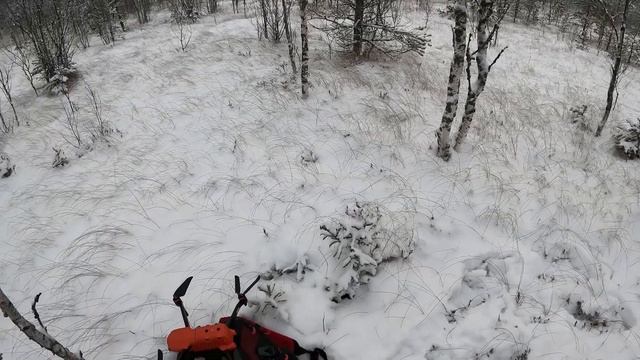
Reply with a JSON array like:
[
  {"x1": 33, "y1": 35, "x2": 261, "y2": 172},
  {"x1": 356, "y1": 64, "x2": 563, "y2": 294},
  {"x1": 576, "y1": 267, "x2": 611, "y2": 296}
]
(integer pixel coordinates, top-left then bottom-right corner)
[
  {"x1": 229, "y1": 275, "x2": 261, "y2": 326},
  {"x1": 234, "y1": 275, "x2": 241, "y2": 295},
  {"x1": 173, "y1": 276, "x2": 193, "y2": 328},
  {"x1": 174, "y1": 276, "x2": 193, "y2": 299}
]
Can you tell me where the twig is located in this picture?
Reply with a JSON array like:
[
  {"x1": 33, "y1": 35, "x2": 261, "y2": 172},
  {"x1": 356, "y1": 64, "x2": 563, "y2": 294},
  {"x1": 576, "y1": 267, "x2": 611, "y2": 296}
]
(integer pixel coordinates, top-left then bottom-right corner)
[
  {"x1": 488, "y1": 46, "x2": 508, "y2": 71},
  {"x1": 31, "y1": 293, "x2": 47, "y2": 333}
]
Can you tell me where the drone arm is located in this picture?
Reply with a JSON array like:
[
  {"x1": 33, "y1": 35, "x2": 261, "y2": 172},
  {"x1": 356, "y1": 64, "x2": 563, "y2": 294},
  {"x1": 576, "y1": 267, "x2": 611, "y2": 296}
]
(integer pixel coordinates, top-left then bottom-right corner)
[{"x1": 174, "y1": 297, "x2": 191, "y2": 328}]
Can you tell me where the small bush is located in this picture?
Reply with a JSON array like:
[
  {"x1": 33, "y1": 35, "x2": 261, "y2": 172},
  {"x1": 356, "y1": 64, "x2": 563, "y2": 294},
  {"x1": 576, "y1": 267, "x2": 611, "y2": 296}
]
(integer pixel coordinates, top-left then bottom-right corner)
[
  {"x1": 320, "y1": 202, "x2": 414, "y2": 302},
  {"x1": 44, "y1": 67, "x2": 79, "y2": 95},
  {"x1": 569, "y1": 105, "x2": 590, "y2": 131},
  {"x1": 614, "y1": 118, "x2": 640, "y2": 159},
  {"x1": 0, "y1": 153, "x2": 15, "y2": 178},
  {"x1": 52, "y1": 148, "x2": 69, "y2": 168}
]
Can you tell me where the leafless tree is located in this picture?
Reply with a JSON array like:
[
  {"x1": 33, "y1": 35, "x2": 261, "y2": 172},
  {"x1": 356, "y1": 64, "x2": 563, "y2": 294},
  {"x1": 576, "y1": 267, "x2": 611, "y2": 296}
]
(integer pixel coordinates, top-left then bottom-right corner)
[
  {"x1": 169, "y1": 0, "x2": 197, "y2": 51},
  {"x1": 131, "y1": 0, "x2": 152, "y2": 23},
  {"x1": 594, "y1": 0, "x2": 632, "y2": 137},
  {"x1": 0, "y1": 64, "x2": 20, "y2": 129},
  {"x1": 311, "y1": 0, "x2": 429, "y2": 57},
  {"x1": 62, "y1": 92, "x2": 83, "y2": 148},
  {"x1": 7, "y1": 0, "x2": 76, "y2": 83},
  {"x1": 436, "y1": 1, "x2": 467, "y2": 160},
  {"x1": 283, "y1": 0, "x2": 298, "y2": 75},
  {"x1": 300, "y1": 0, "x2": 310, "y2": 97},
  {"x1": 206, "y1": 0, "x2": 218, "y2": 13},
  {"x1": 453, "y1": 0, "x2": 508, "y2": 151},
  {"x1": 88, "y1": 0, "x2": 118, "y2": 45},
  {"x1": 255, "y1": 0, "x2": 285, "y2": 41},
  {"x1": 4, "y1": 42, "x2": 39, "y2": 96}
]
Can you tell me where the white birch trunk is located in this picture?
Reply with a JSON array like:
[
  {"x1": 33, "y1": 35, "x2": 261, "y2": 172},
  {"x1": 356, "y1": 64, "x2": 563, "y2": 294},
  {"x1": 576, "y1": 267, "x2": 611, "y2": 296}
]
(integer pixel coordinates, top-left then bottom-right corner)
[
  {"x1": 300, "y1": 0, "x2": 310, "y2": 97},
  {"x1": 454, "y1": 0, "x2": 494, "y2": 150},
  {"x1": 436, "y1": 2, "x2": 468, "y2": 160}
]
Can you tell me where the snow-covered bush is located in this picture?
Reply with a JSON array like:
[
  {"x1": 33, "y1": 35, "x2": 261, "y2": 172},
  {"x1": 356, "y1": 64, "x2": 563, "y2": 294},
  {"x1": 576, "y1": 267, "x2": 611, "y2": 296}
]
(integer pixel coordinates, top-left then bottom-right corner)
[
  {"x1": 261, "y1": 255, "x2": 313, "y2": 282},
  {"x1": 44, "y1": 67, "x2": 78, "y2": 95},
  {"x1": 614, "y1": 118, "x2": 640, "y2": 159},
  {"x1": 569, "y1": 105, "x2": 590, "y2": 131},
  {"x1": 300, "y1": 149, "x2": 318, "y2": 166},
  {"x1": 0, "y1": 153, "x2": 15, "y2": 178},
  {"x1": 321, "y1": 202, "x2": 414, "y2": 302},
  {"x1": 52, "y1": 148, "x2": 69, "y2": 168}
]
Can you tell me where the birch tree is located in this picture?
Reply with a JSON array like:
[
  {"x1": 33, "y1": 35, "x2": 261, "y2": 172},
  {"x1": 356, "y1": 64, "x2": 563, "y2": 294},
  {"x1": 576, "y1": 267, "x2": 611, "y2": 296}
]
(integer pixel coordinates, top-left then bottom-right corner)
[
  {"x1": 282, "y1": 0, "x2": 298, "y2": 75},
  {"x1": 594, "y1": 0, "x2": 632, "y2": 137},
  {"x1": 436, "y1": 1, "x2": 468, "y2": 160},
  {"x1": 300, "y1": 0, "x2": 309, "y2": 97},
  {"x1": 453, "y1": 0, "x2": 508, "y2": 150}
]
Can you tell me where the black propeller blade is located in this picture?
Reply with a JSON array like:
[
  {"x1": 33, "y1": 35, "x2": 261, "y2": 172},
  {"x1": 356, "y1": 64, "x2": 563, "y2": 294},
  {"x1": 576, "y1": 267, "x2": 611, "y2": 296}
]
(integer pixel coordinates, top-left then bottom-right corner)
[
  {"x1": 157, "y1": 349, "x2": 163, "y2": 360},
  {"x1": 242, "y1": 276, "x2": 260, "y2": 296},
  {"x1": 174, "y1": 276, "x2": 193, "y2": 299},
  {"x1": 234, "y1": 275, "x2": 241, "y2": 295},
  {"x1": 173, "y1": 276, "x2": 193, "y2": 328}
]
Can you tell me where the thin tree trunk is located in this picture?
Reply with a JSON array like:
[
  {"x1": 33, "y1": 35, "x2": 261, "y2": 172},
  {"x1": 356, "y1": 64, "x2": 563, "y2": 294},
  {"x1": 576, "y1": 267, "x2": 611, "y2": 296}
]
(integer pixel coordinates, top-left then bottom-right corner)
[
  {"x1": 300, "y1": 0, "x2": 309, "y2": 97},
  {"x1": 261, "y1": 0, "x2": 269, "y2": 39},
  {"x1": 353, "y1": 0, "x2": 364, "y2": 56},
  {"x1": 0, "y1": 287, "x2": 83, "y2": 360},
  {"x1": 454, "y1": 0, "x2": 496, "y2": 150},
  {"x1": 436, "y1": 3, "x2": 468, "y2": 160},
  {"x1": 595, "y1": 0, "x2": 629, "y2": 137},
  {"x1": 283, "y1": 0, "x2": 298, "y2": 75},
  {"x1": 597, "y1": 16, "x2": 606, "y2": 50},
  {"x1": 513, "y1": 0, "x2": 519, "y2": 22},
  {"x1": 8, "y1": 101, "x2": 19, "y2": 127},
  {"x1": 0, "y1": 109, "x2": 8, "y2": 133}
]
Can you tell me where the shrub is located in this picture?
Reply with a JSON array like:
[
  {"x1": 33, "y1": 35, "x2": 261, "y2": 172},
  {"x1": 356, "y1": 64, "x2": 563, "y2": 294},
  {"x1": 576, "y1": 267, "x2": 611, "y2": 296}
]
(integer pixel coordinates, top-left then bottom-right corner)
[
  {"x1": 0, "y1": 153, "x2": 15, "y2": 178},
  {"x1": 614, "y1": 118, "x2": 640, "y2": 159},
  {"x1": 320, "y1": 202, "x2": 414, "y2": 302},
  {"x1": 569, "y1": 105, "x2": 591, "y2": 131}
]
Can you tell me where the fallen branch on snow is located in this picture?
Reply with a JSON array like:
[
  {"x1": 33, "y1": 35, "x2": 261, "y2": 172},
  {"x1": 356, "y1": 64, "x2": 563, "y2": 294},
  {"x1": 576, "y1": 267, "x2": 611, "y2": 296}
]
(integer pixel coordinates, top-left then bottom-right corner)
[{"x1": 0, "y1": 287, "x2": 84, "y2": 360}]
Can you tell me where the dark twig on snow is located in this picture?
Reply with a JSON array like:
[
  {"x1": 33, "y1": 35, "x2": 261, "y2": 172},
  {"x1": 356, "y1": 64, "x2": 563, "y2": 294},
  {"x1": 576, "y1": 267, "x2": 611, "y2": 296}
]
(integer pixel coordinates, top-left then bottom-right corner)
[{"x1": 31, "y1": 293, "x2": 47, "y2": 332}]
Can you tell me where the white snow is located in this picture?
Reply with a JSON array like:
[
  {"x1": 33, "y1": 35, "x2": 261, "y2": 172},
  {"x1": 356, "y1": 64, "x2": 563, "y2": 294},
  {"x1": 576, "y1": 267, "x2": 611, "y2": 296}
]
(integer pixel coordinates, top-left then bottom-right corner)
[{"x1": 2, "y1": 5, "x2": 640, "y2": 360}]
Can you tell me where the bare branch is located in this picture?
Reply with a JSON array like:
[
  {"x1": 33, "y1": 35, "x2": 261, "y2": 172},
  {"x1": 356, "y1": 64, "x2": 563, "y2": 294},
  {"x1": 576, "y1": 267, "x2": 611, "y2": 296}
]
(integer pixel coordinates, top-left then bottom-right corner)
[
  {"x1": 488, "y1": 46, "x2": 508, "y2": 71},
  {"x1": 592, "y1": 0, "x2": 619, "y2": 40},
  {"x1": 465, "y1": 34, "x2": 473, "y2": 91},
  {"x1": 31, "y1": 293, "x2": 47, "y2": 333},
  {"x1": 0, "y1": 287, "x2": 83, "y2": 360}
]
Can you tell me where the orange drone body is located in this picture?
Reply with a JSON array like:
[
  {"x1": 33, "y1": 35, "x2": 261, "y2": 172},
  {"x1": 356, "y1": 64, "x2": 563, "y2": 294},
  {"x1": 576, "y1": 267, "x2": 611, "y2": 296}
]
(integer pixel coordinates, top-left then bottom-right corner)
[{"x1": 167, "y1": 323, "x2": 237, "y2": 353}]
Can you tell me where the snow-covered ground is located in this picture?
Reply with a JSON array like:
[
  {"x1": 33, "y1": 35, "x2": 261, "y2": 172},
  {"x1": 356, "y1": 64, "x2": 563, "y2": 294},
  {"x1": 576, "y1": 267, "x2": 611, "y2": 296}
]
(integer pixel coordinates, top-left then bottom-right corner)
[{"x1": 2, "y1": 4, "x2": 640, "y2": 359}]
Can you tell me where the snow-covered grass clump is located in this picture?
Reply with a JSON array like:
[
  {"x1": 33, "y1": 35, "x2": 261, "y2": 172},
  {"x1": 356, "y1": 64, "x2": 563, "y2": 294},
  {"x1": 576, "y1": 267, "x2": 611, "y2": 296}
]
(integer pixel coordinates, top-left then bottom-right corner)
[{"x1": 614, "y1": 117, "x2": 640, "y2": 159}]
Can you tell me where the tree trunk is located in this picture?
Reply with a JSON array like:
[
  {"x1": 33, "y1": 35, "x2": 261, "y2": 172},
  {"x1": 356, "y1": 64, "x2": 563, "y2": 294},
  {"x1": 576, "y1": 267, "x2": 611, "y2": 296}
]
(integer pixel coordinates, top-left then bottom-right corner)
[
  {"x1": 454, "y1": 0, "x2": 494, "y2": 150},
  {"x1": 580, "y1": 4, "x2": 591, "y2": 48},
  {"x1": 595, "y1": 1, "x2": 629, "y2": 137},
  {"x1": 300, "y1": 0, "x2": 309, "y2": 97},
  {"x1": 513, "y1": 0, "x2": 519, "y2": 22},
  {"x1": 353, "y1": 0, "x2": 364, "y2": 56},
  {"x1": 283, "y1": 0, "x2": 297, "y2": 75},
  {"x1": 261, "y1": 0, "x2": 269, "y2": 38},
  {"x1": 597, "y1": 16, "x2": 606, "y2": 50},
  {"x1": 436, "y1": 3, "x2": 468, "y2": 161},
  {"x1": 0, "y1": 287, "x2": 83, "y2": 360},
  {"x1": 0, "y1": 109, "x2": 8, "y2": 133}
]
